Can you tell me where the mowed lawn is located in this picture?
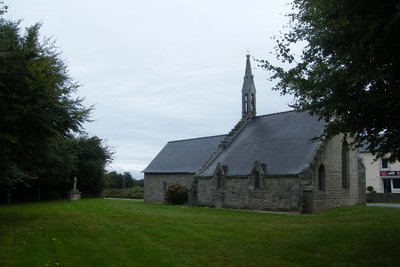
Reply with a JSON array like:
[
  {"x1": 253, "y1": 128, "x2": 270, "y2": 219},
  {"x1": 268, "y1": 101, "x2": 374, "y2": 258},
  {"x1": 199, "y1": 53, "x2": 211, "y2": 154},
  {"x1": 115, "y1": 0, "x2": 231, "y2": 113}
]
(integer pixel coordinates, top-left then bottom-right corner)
[{"x1": 1, "y1": 199, "x2": 400, "y2": 267}]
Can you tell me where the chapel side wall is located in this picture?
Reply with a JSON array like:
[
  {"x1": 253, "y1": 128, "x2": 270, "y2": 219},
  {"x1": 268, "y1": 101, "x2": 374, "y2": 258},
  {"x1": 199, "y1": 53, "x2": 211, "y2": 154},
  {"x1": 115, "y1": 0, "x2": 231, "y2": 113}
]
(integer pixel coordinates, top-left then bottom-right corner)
[
  {"x1": 195, "y1": 176, "x2": 299, "y2": 212},
  {"x1": 144, "y1": 173, "x2": 193, "y2": 203},
  {"x1": 312, "y1": 135, "x2": 360, "y2": 213}
]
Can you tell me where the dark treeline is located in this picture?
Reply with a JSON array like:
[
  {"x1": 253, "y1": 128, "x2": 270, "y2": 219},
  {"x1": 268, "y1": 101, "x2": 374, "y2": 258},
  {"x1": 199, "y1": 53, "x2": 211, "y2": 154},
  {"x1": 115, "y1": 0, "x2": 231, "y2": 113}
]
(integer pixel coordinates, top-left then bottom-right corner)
[
  {"x1": 102, "y1": 171, "x2": 144, "y2": 189},
  {"x1": 9, "y1": 136, "x2": 113, "y2": 202},
  {"x1": 101, "y1": 172, "x2": 144, "y2": 199}
]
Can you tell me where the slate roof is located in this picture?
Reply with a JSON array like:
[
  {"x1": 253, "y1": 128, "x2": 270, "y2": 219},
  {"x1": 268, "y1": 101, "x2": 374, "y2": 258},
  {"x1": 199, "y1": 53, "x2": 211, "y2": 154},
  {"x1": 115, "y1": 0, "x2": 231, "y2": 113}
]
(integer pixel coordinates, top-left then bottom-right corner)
[
  {"x1": 143, "y1": 135, "x2": 226, "y2": 173},
  {"x1": 197, "y1": 111, "x2": 325, "y2": 177},
  {"x1": 143, "y1": 110, "x2": 325, "y2": 177}
]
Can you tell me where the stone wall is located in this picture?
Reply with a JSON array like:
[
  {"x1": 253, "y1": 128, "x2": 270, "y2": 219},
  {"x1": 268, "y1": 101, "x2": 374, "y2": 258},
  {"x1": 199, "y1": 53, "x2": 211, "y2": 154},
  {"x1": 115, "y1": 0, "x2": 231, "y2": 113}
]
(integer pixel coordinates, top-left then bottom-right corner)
[
  {"x1": 311, "y1": 135, "x2": 361, "y2": 213},
  {"x1": 191, "y1": 135, "x2": 363, "y2": 213},
  {"x1": 144, "y1": 173, "x2": 194, "y2": 203},
  {"x1": 358, "y1": 159, "x2": 367, "y2": 204},
  {"x1": 194, "y1": 175, "x2": 299, "y2": 212},
  {"x1": 144, "y1": 134, "x2": 365, "y2": 213},
  {"x1": 193, "y1": 135, "x2": 363, "y2": 214},
  {"x1": 367, "y1": 193, "x2": 400, "y2": 203}
]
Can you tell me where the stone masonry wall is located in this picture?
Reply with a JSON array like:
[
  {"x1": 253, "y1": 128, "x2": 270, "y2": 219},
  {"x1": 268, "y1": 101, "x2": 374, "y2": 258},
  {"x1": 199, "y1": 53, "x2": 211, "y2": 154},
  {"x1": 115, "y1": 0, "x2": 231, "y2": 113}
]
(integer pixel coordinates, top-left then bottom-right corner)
[
  {"x1": 145, "y1": 135, "x2": 363, "y2": 213},
  {"x1": 193, "y1": 135, "x2": 362, "y2": 213},
  {"x1": 195, "y1": 175, "x2": 299, "y2": 212},
  {"x1": 367, "y1": 193, "x2": 400, "y2": 203},
  {"x1": 311, "y1": 135, "x2": 361, "y2": 213},
  {"x1": 144, "y1": 173, "x2": 194, "y2": 203},
  {"x1": 358, "y1": 159, "x2": 367, "y2": 204}
]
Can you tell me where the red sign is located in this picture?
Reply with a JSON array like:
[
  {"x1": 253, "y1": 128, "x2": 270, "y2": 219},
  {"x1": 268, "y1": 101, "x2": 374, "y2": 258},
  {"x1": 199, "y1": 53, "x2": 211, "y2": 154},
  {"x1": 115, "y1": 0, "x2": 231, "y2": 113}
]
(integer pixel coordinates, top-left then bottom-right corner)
[{"x1": 380, "y1": 171, "x2": 400, "y2": 177}]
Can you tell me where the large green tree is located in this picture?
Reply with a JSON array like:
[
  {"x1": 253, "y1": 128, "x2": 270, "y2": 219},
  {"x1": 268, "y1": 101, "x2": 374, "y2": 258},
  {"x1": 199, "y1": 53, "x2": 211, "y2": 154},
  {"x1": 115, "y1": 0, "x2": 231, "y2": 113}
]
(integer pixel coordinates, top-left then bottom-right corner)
[
  {"x1": 9, "y1": 134, "x2": 114, "y2": 202},
  {"x1": 71, "y1": 136, "x2": 113, "y2": 196},
  {"x1": 0, "y1": 3, "x2": 91, "y2": 199},
  {"x1": 260, "y1": 0, "x2": 400, "y2": 161}
]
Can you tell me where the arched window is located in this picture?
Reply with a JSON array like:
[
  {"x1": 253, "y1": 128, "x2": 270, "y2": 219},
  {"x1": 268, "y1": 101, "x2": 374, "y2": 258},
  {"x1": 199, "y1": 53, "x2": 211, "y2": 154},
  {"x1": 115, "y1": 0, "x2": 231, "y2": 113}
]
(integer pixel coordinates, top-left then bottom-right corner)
[
  {"x1": 216, "y1": 172, "x2": 223, "y2": 189},
  {"x1": 342, "y1": 141, "x2": 349, "y2": 189},
  {"x1": 318, "y1": 164, "x2": 325, "y2": 191},
  {"x1": 244, "y1": 95, "x2": 248, "y2": 112},
  {"x1": 163, "y1": 181, "x2": 167, "y2": 192},
  {"x1": 254, "y1": 171, "x2": 260, "y2": 189},
  {"x1": 251, "y1": 93, "x2": 255, "y2": 111}
]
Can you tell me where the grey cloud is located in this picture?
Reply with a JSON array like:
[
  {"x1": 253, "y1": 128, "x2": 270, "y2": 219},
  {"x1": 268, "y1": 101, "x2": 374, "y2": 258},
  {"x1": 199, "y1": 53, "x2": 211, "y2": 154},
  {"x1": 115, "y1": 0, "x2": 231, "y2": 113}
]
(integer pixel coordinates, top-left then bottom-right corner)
[{"x1": 9, "y1": 0, "x2": 294, "y2": 178}]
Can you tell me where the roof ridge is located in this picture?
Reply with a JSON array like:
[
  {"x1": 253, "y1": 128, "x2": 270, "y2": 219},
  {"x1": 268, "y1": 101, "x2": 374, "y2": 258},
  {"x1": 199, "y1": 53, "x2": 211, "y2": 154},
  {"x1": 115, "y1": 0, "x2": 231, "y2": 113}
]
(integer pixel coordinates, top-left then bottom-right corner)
[
  {"x1": 196, "y1": 117, "x2": 252, "y2": 176},
  {"x1": 169, "y1": 134, "x2": 227, "y2": 143},
  {"x1": 255, "y1": 109, "x2": 297, "y2": 118}
]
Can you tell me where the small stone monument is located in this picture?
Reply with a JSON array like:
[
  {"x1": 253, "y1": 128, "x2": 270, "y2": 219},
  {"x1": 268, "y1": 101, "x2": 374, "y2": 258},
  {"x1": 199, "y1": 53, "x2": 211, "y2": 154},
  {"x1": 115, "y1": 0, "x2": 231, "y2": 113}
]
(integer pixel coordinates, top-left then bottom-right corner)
[{"x1": 68, "y1": 177, "x2": 81, "y2": 201}]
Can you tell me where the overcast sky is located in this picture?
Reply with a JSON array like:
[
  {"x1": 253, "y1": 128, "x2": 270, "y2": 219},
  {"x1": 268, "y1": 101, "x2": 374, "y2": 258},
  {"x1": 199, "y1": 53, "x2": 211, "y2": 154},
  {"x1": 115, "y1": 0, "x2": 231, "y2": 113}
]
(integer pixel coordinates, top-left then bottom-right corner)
[{"x1": 7, "y1": 0, "x2": 296, "y2": 179}]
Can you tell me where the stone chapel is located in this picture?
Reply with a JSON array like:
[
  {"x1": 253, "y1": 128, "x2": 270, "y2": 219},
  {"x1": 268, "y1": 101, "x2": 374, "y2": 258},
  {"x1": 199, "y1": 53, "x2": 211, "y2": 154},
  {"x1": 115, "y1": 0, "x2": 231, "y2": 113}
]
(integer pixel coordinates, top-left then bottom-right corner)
[{"x1": 143, "y1": 55, "x2": 365, "y2": 213}]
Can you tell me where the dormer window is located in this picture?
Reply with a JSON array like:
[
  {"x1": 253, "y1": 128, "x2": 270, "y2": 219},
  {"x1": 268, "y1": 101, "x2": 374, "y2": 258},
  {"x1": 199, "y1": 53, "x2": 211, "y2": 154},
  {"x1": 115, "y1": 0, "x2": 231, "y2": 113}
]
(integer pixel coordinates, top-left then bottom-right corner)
[{"x1": 251, "y1": 161, "x2": 265, "y2": 190}]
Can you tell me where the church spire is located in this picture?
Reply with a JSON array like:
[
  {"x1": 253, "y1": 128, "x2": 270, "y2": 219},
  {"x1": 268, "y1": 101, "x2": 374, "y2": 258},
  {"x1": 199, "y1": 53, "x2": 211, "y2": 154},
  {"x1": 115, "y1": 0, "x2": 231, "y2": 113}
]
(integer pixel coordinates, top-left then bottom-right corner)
[{"x1": 242, "y1": 54, "x2": 256, "y2": 118}]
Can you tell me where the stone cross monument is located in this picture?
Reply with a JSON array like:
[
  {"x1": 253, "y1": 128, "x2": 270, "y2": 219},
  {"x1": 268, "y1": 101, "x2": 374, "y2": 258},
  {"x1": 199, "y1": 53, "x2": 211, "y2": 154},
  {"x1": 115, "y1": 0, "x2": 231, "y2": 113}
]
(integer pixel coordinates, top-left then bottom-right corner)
[{"x1": 68, "y1": 176, "x2": 81, "y2": 201}]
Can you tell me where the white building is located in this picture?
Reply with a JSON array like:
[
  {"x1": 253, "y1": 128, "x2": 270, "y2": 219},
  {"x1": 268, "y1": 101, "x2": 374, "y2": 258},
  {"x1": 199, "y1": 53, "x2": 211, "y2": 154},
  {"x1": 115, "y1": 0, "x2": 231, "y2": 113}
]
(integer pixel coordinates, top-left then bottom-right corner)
[{"x1": 359, "y1": 148, "x2": 400, "y2": 193}]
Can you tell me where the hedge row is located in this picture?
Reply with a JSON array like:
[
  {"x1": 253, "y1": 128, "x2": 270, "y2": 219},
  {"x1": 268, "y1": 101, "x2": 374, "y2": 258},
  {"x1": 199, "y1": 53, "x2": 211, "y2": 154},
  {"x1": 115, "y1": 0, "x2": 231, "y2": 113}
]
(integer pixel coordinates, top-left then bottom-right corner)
[{"x1": 101, "y1": 187, "x2": 144, "y2": 199}]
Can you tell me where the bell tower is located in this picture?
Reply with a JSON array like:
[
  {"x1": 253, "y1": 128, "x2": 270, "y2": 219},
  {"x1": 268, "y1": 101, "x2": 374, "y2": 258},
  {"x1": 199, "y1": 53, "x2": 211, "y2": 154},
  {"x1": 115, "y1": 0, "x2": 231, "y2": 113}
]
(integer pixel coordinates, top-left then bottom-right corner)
[{"x1": 242, "y1": 54, "x2": 256, "y2": 118}]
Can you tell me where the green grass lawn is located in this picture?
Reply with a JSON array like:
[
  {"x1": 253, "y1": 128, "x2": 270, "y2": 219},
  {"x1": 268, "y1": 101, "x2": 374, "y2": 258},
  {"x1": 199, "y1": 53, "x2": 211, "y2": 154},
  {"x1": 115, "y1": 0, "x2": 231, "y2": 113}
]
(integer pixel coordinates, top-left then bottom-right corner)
[{"x1": 1, "y1": 199, "x2": 399, "y2": 267}]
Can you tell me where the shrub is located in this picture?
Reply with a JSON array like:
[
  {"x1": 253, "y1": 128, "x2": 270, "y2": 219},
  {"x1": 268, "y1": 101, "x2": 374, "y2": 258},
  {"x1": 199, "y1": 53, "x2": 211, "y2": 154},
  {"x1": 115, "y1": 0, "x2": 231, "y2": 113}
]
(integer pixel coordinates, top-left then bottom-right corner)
[
  {"x1": 101, "y1": 186, "x2": 144, "y2": 199},
  {"x1": 367, "y1": 186, "x2": 374, "y2": 193},
  {"x1": 164, "y1": 183, "x2": 188, "y2": 205}
]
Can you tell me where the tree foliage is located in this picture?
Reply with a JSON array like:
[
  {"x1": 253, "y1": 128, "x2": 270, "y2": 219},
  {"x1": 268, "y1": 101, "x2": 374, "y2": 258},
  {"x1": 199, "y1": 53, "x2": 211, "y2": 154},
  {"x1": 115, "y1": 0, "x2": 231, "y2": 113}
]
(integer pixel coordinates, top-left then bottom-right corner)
[
  {"x1": 0, "y1": 3, "x2": 113, "y2": 202},
  {"x1": 102, "y1": 171, "x2": 143, "y2": 189},
  {"x1": 72, "y1": 136, "x2": 113, "y2": 196},
  {"x1": 0, "y1": 6, "x2": 91, "y2": 192},
  {"x1": 260, "y1": 0, "x2": 400, "y2": 161}
]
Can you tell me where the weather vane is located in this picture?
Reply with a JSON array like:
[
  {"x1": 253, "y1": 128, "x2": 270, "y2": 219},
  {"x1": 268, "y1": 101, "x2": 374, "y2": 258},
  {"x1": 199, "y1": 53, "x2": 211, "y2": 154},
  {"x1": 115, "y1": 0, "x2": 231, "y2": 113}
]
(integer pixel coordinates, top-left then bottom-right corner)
[{"x1": 246, "y1": 50, "x2": 257, "y2": 69}]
